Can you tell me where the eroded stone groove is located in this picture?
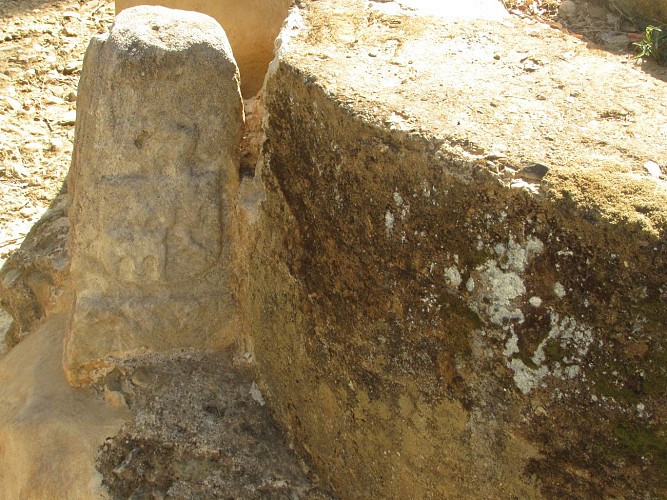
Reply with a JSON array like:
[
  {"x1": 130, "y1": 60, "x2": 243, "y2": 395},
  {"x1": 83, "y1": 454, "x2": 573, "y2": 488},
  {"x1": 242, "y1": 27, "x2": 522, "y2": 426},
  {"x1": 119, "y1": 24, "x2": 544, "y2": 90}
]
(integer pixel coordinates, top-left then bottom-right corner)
[{"x1": 65, "y1": 6, "x2": 244, "y2": 385}]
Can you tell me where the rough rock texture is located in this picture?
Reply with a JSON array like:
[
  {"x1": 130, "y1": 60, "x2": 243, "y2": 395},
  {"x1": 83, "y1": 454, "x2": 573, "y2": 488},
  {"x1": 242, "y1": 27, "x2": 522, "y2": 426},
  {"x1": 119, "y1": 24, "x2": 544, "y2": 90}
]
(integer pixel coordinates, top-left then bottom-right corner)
[
  {"x1": 247, "y1": 0, "x2": 667, "y2": 498},
  {"x1": 65, "y1": 6, "x2": 243, "y2": 385},
  {"x1": 114, "y1": 0, "x2": 292, "y2": 97},
  {"x1": 94, "y1": 349, "x2": 333, "y2": 499},
  {"x1": 0, "y1": 190, "x2": 70, "y2": 348},
  {"x1": 0, "y1": 313, "x2": 130, "y2": 499}
]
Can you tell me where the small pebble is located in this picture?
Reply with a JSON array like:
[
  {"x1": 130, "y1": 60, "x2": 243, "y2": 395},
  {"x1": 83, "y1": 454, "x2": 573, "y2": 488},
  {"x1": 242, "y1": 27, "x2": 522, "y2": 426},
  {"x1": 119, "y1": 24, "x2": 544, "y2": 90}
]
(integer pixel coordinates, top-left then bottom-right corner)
[
  {"x1": 5, "y1": 96, "x2": 23, "y2": 111},
  {"x1": 63, "y1": 24, "x2": 78, "y2": 37},
  {"x1": 558, "y1": 0, "x2": 577, "y2": 18},
  {"x1": 519, "y1": 162, "x2": 550, "y2": 181},
  {"x1": 58, "y1": 110, "x2": 77, "y2": 125},
  {"x1": 104, "y1": 388, "x2": 127, "y2": 408},
  {"x1": 63, "y1": 61, "x2": 82, "y2": 75},
  {"x1": 644, "y1": 161, "x2": 662, "y2": 178},
  {"x1": 43, "y1": 94, "x2": 65, "y2": 105},
  {"x1": 19, "y1": 206, "x2": 38, "y2": 218}
]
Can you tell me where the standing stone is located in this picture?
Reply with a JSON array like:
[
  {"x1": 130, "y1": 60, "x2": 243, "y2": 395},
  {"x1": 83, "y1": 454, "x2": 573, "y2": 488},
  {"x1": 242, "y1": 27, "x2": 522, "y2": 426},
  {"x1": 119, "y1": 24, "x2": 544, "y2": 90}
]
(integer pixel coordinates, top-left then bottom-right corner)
[{"x1": 65, "y1": 6, "x2": 243, "y2": 385}]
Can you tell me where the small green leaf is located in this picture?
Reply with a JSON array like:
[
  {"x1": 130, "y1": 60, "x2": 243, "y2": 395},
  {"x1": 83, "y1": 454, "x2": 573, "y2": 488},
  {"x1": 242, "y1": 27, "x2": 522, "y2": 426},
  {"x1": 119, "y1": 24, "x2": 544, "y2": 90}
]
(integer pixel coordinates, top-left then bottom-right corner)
[{"x1": 635, "y1": 25, "x2": 667, "y2": 66}]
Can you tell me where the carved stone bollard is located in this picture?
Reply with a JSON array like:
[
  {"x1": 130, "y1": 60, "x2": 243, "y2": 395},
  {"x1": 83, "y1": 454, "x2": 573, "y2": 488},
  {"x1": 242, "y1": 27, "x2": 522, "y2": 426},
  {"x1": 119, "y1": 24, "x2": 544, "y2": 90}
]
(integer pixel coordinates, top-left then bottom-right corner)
[{"x1": 64, "y1": 6, "x2": 243, "y2": 385}]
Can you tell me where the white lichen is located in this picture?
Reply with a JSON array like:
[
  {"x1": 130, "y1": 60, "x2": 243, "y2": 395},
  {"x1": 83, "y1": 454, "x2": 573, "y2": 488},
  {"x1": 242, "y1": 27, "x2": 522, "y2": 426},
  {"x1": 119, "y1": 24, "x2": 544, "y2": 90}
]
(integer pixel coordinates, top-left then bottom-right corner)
[
  {"x1": 474, "y1": 259, "x2": 526, "y2": 326},
  {"x1": 462, "y1": 236, "x2": 594, "y2": 394},
  {"x1": 444, "y1": 266, "x2": 462, "y2": 289},
  {"x1": 509, "y1": 358, "x2": 549, "y2": 394},
  {"x1": 499, "y1": 236, "x2": 544, "y2": 272},
  {"x1": 421, "y1": 293, "x2": 439, "y2": 312},
  {"x1": 468, "y1": 237, "x2": 544, "y2": 326},
  {"x1": 384, "y1": 210, "x2": 394, "y2": 235},
  {"x1": 505, "y1": 311, "x2": 593, "y2": 394},
  {"x1": 503, "y1": 332, "x2": 520, "y2": 357},
  {"x1": 554, "y1": 282, "x2": 566, "y2": 298},
  {"x1": 393, "y1": 191, "x2": 410, "y2": 219}
]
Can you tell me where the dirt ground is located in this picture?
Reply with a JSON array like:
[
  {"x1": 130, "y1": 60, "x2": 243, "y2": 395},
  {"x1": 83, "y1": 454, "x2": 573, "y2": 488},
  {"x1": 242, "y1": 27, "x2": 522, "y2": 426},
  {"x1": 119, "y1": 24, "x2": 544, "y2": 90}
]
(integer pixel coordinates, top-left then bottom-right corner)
[{"x1": 0, "y1": 0, "x2": 114, "y2": 264}]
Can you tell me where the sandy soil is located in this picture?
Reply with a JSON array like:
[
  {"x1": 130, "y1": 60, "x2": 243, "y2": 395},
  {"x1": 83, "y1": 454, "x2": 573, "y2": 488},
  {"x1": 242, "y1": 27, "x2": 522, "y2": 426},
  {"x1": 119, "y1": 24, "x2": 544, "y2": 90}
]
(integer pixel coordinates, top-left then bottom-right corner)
[{"x1": 0, "y1": 0, "x2": 114, "y2": 265}]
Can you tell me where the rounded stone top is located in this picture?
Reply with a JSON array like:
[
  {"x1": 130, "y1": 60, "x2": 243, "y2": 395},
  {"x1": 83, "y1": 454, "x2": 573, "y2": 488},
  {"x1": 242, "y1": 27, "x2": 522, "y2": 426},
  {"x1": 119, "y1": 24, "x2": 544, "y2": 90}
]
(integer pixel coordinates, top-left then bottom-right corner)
[{"x1": 112, "y1": 5, "x2": 234, "y2": 57}]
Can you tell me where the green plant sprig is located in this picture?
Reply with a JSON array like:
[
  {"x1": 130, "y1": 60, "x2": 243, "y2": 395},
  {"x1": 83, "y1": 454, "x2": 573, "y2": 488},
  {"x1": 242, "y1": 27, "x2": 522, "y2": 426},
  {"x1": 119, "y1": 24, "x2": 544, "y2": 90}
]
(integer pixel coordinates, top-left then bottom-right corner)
[{"x1": 635, "y1": 24, "x2": 667, "y2": 66}]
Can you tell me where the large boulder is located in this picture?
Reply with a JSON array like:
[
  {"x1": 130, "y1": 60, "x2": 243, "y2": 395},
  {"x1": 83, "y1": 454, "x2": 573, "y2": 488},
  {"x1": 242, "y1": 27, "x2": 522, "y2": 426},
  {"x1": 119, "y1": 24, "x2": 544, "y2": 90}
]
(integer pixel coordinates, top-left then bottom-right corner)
[
  {"x1": 65, "y1": 6, "x2": 244, "y2": 385},
  {"x1": 247, "y1": 0, "x2": 667, "y2": 497},
  {"x1": 3, "y1": 0, "x2": 667, "y2": 497}
]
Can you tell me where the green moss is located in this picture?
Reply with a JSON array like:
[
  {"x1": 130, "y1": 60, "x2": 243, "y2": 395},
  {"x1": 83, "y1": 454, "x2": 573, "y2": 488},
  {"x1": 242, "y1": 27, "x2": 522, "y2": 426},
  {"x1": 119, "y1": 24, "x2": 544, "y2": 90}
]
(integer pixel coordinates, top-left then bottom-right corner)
[
  {"x1": 542, "y1": 339, "x2": 567, "y2": 363},
  {"x1": 590, "y1": 365, "x2": 642, "y2": 405},
  {"x1": 441, "y1": 293, "x2": 482, "y2": 331},
  {"x1": 461, "y1": 246, "x2": 496, "y2": 270},
  {"x1": 613, "y1": 424, "x2": 667, "y2": 478},
  {"x1": 640, "y1": 296, "x2": 667, "y2": 324},
  {"x1": 515, "y1": 351, "x2": 539, "y2": 370},
  {"x1": 643, "y1": 347, "x2": 667, "y2": 398}
]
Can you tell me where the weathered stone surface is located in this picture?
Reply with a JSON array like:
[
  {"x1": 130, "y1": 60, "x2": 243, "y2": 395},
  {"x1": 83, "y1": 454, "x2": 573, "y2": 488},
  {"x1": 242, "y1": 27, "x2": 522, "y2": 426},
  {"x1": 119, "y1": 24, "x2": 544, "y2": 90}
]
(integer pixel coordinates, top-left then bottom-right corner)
[
  {"x1": 114, "y1": 0, "x2": 292, "y2": 97},
  {"x1": 247, "y1": 1, "x2": 667, "y2": 498},
  {"x1": 94, "y1": 349, "x2": 333, "y2": 498},
  {"x1": 0, "y1": 313, "x2": 130, "y2": 499},
  {"x1": 0, "y1": 190, "x2": 70, "y2": 349},
  {"x1": 65, "y1": 6, "x2": 243, "y2": 385}
]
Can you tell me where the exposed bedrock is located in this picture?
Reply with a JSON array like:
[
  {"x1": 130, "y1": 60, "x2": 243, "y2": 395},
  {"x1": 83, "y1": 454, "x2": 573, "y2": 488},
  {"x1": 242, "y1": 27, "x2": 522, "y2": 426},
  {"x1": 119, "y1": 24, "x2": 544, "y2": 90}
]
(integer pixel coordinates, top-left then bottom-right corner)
[
  {"x1": 0, "y1": 191, "x2": 69, "y2": 349},
  {"x1": 65, "y1": 6, "x2": 243, "y2": 385},
  {"x1": 247, "y1": 1, "x2": 667, "y2": 498}
]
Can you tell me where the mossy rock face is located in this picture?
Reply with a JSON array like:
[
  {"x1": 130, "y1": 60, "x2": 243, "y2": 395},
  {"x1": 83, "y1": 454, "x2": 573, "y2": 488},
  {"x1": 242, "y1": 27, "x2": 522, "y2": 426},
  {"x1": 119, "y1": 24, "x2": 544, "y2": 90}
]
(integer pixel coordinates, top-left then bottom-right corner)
[
  {"x1": 252, "y1": 63, "x2": 667, "y2": 497},
  {"x1": 247, "y1": 1, "x2": 667, "y2": 498}
]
